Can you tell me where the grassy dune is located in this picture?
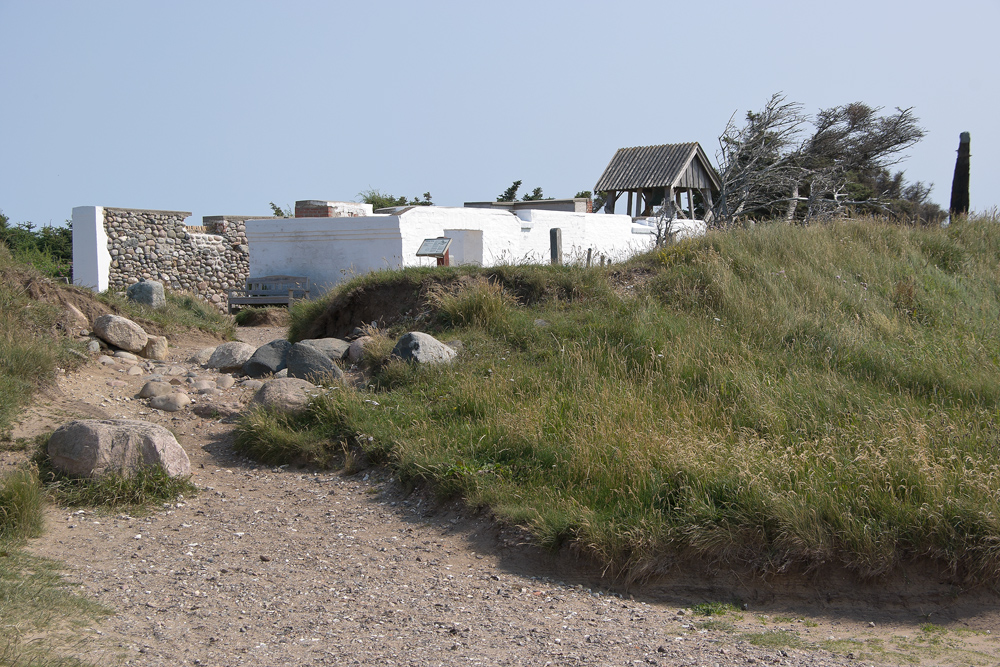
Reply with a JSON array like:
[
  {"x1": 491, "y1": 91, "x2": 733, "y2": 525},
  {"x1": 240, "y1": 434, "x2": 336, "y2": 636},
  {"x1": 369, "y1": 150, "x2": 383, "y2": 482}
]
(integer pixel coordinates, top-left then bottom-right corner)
[{"x1": 238, "y1": 216, "x2": 1000, "y2": 582}]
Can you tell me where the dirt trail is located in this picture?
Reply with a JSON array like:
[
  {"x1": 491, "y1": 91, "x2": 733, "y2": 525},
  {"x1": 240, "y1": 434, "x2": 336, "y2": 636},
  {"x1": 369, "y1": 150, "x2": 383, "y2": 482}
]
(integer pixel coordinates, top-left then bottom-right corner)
[{"x1": 9, "y1": 328, "x2": 1000, "y2": 666}]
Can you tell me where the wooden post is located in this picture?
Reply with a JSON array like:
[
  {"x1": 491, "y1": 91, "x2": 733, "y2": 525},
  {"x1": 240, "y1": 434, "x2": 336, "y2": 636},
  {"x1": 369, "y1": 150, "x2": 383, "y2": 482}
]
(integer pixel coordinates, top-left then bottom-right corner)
[
  {"x1": 687, "y1": 188, "x2": 695, "y2": 219},
  {"x1": 550, "y1": 228, "x2": 562, "y2": 265},
  {"x1": 436, "y1": 248, "x2": 450, "y2": 266},
  {"x1": 605, "y1": 191, "x2": 616, "y2": 214},
  {"x1": 626, "y1": 191, "x2": 633, "y2": 217},
  {"x1": 586, "y1": 247, "x2": 592, "y2": 267}
]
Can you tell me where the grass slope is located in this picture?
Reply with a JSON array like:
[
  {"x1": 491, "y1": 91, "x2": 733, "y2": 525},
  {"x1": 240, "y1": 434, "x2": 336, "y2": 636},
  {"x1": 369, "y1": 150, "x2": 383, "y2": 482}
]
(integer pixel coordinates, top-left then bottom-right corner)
[{"x1": 238, "y1": 217, "x2": 1000, "y2": 582}]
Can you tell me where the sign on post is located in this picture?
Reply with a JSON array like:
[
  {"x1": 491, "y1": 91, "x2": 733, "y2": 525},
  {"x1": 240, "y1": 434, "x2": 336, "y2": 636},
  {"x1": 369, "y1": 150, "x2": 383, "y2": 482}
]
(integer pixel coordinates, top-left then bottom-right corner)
[{"x1": 417, "y1": 237, "x2": 453, "y2": 266}]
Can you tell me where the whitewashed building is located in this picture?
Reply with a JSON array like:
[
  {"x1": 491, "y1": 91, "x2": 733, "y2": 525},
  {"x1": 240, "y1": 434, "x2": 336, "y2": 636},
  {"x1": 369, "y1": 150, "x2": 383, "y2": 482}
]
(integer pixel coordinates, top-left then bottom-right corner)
[{"x1": 244, "y1": 202, "x2": 664, "y2": 296}]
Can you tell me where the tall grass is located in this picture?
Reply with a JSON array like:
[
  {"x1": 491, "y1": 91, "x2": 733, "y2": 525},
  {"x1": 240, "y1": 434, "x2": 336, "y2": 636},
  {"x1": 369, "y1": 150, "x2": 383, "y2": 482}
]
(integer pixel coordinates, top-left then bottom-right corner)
[
  {"x1": 0, "y1": 247, "x2": 84, "y2": 434},
  {"x1": 240, "y1": 217, "x2": 1000, "y2": 582}
]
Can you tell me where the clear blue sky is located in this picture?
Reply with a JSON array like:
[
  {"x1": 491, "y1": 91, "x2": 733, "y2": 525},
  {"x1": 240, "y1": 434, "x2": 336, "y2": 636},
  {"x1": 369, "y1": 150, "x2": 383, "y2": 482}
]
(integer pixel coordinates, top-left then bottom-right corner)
[{"x1": 1, "y1": 0, "x2": 997, "y2": 228}]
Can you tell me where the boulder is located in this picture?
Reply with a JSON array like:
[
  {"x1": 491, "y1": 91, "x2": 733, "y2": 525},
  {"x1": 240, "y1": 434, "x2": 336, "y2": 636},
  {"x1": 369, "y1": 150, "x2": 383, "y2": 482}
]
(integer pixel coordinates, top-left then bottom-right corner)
[
  {"x1": 126, "y1": 280, "x2": 166, "y2": 309},
  {"x1": 300, "y1": 338, "x2": 350, "y2": 360},
  {"x1": 215, "y1": 374, "x2": 236, "y2": 389},
  {"x1": 138, "y1": 381, "x2": 174, "y2": 398},
  {"x1": 149, "y1": 393, "x2": 191, "y2": 412},
  {"x1": 391, "y1": 332, "x2": 457, "y2": 365},
  {"x1": 249, "y1": 378, "x2": 319, "y2": 414},
  {"x1": 86, "y1": 339, "x2": 102, "y2": 354},
  {"x1": 64, "y1": 303, "x2": 90, "y2": 330},
  {"x1": 192, "y1": 400, "x2": 242, "y2": 419},
  {"x1": 286, "y1": 342, "x2": 344, "y2": 381},
  {"x1": 206, "y1": 342, "x2": 256, "y2": 372},
  {"x1": 347, "y1": 336, "x2": 373, "y2": 364},
  {"x1": 92, "y1": 314, "x2": 148, "y2": 353},
  {"x1": 47, "y1": 419, "x2": 190, "y2": 478},
  {"x1": 190, "y1": 347, "x2": 216, "y2": 365},
  {"x1": 242, "y1": 339, "x2": 291, "y2": 378},
  {"x1": 113, "y1": 351, "x2": 138, "y2": 363},
  {"x1": 141, "y1": 335, "x2": 169, "y2": 361}
]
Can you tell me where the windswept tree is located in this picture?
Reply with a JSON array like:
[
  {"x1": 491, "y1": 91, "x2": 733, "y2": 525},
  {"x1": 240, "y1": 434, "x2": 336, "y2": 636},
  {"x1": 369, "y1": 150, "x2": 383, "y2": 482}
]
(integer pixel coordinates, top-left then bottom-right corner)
[
  {"x1": 713, "y1": 94, "x2": 935, "y2": 225},
  {"x1": 359, "y1": 189, "x2": 433, "y2": 210}
]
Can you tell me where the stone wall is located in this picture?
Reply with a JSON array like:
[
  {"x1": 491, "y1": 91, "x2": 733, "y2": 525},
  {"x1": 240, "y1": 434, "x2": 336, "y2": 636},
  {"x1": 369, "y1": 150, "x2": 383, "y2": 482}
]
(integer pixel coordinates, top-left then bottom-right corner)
[{"x1": 102, "y1": 208, "x2": 273, "y2": 308}]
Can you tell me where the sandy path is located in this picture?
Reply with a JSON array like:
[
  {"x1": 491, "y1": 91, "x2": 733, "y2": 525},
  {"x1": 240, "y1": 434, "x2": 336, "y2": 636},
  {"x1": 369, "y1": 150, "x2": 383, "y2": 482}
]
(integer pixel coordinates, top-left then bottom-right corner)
[{"x1": 12, "y1": 328, "x2": 1000, "y2": 666}]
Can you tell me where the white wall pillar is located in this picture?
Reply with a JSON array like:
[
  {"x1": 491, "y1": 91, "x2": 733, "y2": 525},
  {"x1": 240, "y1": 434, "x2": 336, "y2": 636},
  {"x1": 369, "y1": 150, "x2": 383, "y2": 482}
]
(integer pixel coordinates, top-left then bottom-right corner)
[{"x1": 72, "y1": 206, "x2": 109, "y2": 291}]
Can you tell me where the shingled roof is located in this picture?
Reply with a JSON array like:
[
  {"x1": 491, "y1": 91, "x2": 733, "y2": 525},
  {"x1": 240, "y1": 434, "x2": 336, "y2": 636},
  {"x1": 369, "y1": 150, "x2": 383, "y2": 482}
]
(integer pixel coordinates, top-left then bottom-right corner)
[{"x1": 594, "y1": 142, "x2": 721, "y2": 193}]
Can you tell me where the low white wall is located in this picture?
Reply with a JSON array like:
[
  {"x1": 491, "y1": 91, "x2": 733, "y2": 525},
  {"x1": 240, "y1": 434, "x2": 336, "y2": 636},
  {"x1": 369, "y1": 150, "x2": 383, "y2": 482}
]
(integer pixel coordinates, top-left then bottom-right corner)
[
  {"x1": 71, "y1": 206, "x2": 110, "y2": 291},
  {"x1": 245, "y1": 216, "x2": 404, "y2": 294},
  {"x1": 245, "y1": 207, "x2": 661, "y2": 296},
  {"x1": 515, "y1": 209, "x2": 652, "y2": 263}
]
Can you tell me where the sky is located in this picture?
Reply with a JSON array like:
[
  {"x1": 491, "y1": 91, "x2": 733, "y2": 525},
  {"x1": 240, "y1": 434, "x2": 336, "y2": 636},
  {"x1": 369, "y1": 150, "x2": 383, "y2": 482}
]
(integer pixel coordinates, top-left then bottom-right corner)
[{"x1": 1, "y1": 0, "x2": 997, "y2": 228}]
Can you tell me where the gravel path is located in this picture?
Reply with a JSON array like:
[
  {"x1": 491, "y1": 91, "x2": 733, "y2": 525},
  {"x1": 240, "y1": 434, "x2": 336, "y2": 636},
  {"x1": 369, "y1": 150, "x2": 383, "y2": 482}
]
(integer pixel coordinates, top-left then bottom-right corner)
[{"x1": 16, "y1": 328, "x2": 1000, "y2": 666}]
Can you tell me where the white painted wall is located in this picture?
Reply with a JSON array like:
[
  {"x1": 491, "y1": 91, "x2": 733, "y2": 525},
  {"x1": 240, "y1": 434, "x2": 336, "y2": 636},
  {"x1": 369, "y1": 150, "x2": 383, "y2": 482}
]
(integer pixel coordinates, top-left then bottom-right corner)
[
  {"x1": 246, "y1": 207, "x2": 664, "y2": 296},
  {"x1": 245, "y1": 216, "x2": 404, "y2": 294},
  {"x1": 514, "y1": 209, "x2": 653, "y2": 264},
  {"x1": 71, "y1": 206, "x2": 110, "y2": 291}
]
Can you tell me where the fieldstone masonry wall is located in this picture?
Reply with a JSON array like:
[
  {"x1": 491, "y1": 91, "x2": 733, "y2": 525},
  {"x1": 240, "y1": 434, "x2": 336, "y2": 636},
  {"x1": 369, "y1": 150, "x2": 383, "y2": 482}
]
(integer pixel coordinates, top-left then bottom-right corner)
[{"x1": 103, "y1": 208, "x2": 267, "y2": 308}]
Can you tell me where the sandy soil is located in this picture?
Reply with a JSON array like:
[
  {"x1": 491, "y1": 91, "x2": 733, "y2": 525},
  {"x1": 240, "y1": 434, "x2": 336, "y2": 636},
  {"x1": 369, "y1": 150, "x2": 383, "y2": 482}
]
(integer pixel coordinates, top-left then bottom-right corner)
[{"x1": 6, "y1": 327, "x2": 1000, "y2": 667}]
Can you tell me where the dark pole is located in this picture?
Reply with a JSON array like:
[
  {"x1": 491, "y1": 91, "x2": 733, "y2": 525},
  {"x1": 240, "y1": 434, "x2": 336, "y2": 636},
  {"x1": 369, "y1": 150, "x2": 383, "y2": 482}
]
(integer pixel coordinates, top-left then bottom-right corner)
[{"x1": 949, "y1": 132, "x2": 971, "y2": 218}]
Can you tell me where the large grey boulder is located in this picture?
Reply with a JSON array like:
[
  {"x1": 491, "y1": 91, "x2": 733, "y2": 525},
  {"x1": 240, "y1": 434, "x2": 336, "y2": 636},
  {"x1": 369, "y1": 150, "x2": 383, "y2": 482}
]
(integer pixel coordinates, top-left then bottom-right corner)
[
  {"x1": 127, "y1": 280, "x2": 166, "y2": 309},
  {"x1": 248, "y1": 378, "x2": 320, "y2": 414},
  {"x1": 286, "y1": 342, "x2": 344, "y2": 381},
  {"x1": 206, "y1": 341, "x2": 256, "y2": 372},
  {"x1": 347, "y1": 336, "x2": 373, "y2": 364},
  {"x1": 48, "y1": 419, "x2": 190, "y2": 478},
  {"x1": 138, "y1": 381, "x2": 174, "y2": 398},
  {"x1": 242, "y1": 339, "x2": 292, "y2": 378},
  {"x1": 92, "y1": 314, "x2": 148, "y2": 353},
  {"x1": 300, "y1": 338, "x2": 350, "y2": 361},
  {"x1": 190, "y1": 347, "x2": 216, "y2": 365},
  {"x1": 391, "y1": 332, "x2": 457, "y2": 365},
  {"x1": 149, "y1": 393, "x2": 191, "y2": 412}
]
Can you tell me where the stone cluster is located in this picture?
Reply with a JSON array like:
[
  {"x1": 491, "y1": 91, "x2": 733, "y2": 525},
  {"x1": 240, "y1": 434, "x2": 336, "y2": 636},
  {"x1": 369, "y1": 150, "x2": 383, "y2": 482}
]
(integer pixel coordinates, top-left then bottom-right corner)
[{"x1": 104, "y1": 208, "x2": 254, "y2": 309}]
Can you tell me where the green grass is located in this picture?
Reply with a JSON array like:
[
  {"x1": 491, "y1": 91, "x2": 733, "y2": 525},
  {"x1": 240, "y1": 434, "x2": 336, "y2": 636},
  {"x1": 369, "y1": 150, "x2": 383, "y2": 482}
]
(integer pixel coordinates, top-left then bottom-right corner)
[
  {"x1": 692, "y1": 601, "x2": 741, "y2": 616},
  {"x1": 740, "y1": 630, "x2": 805, "y2": 649},
  {"x1": 0, "y1": 467, "x2": 44, "y2": 542},
  {"x1": 238, "y1": 216, "x2": 1000, "y2": 582},
  {"x1": 0, "y1": 467, "x2": 107, "y2": 666},
  {"x1": 33, "y1": 437, "x2": 197, "y2": 512},
  {"x1": 0, "y1": 247, "x2": 86, "y2": 435},
  {"x1": 97, "y1": 288, "x2": 235, "y2": 339}
]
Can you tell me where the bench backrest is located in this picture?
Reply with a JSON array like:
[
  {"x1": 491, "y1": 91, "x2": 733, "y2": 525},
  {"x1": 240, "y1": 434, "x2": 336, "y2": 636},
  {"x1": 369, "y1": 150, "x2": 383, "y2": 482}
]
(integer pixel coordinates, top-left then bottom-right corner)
[{"x1": 244, "y1": 275, "x2": 310, "y2": 297}]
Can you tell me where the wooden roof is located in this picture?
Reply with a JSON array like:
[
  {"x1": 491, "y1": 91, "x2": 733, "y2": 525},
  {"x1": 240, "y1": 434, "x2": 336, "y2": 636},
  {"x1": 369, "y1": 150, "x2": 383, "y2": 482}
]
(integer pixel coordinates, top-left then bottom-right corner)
[{"x1": 594, "y1": 142, "x2": 721, "y2": 193}]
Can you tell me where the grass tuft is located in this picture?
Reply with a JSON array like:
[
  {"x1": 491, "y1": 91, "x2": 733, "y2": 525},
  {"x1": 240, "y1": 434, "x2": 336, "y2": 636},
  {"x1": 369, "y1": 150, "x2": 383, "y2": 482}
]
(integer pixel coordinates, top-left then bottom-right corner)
[{"x1": 32, "y1": 437, "x2": 197, "y2": 512}]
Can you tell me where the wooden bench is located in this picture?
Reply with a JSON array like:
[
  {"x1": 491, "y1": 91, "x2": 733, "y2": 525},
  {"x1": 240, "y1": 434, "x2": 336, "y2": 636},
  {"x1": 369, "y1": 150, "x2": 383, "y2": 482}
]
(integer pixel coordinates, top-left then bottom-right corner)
[{"x1": 228, "y1": 275, "x2": 310, "y2": 314}]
